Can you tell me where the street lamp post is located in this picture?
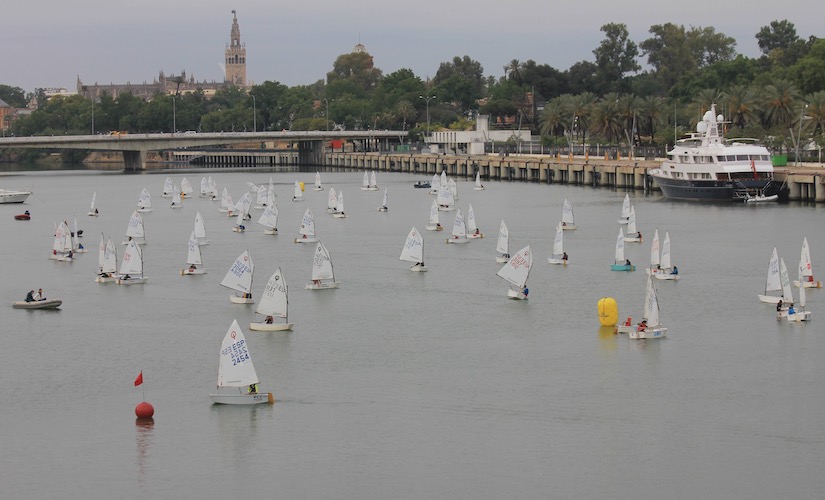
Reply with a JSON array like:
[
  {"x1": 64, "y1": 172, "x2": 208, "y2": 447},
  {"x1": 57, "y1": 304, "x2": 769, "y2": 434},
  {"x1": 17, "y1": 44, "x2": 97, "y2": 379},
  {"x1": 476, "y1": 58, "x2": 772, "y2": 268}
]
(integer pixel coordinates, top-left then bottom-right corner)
[
  {"x1": 91, "y1": 98, "x2": 95, "y2": 135},
  {"x1": 252, "y1": 94, "x2": 257, "y2": 132},
  {"x1": 323, "y1": 98, "x2": 331, "y2": 131},
  {"x1": 419, "y1": 95, "x2": 436, "y2": 140},
  {"x1": 171, "y1": 96, "x2": 176, "y2": 134},
  {"x1": 796, "y1": 104, "x2": 808, "y2": 166}
]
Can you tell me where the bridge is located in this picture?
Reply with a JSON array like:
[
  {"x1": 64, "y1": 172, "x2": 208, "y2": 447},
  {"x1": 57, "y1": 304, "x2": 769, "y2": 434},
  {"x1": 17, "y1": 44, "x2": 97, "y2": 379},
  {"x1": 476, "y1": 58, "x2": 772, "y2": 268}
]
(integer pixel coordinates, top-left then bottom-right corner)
[{"x1": 0, "y1": 130, "x2": 406, "y2": 170}]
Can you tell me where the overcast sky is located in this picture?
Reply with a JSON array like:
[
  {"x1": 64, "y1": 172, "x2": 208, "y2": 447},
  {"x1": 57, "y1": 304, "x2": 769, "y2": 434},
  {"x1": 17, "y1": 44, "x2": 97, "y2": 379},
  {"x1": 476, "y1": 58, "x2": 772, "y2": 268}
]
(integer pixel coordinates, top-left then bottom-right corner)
[{"x1": 4, "y1": 1, "x2": 823, "y2": 93}]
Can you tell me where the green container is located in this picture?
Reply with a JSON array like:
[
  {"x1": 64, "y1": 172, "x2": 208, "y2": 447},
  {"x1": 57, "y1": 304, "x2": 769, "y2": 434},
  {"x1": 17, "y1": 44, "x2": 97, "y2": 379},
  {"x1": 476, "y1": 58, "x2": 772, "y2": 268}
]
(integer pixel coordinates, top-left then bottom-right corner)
[{"x1": 771, "y1": 155, "x2": 787, "y2": 166}]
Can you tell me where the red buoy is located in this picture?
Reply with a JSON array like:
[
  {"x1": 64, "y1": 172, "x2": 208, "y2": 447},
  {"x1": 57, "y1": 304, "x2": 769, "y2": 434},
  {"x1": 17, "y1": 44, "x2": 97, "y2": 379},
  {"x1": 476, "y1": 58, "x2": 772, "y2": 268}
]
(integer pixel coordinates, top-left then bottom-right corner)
[{"x1": 135, "y1": 401, "x2": 155, "y2": 418}]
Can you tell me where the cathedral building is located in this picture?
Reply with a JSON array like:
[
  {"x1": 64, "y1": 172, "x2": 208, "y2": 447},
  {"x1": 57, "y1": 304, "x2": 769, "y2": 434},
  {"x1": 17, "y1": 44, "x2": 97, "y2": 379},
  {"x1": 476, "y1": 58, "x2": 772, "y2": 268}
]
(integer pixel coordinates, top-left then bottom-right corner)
[{"x1": 77, "y1": 12, "x2": 248, "y2": 101}]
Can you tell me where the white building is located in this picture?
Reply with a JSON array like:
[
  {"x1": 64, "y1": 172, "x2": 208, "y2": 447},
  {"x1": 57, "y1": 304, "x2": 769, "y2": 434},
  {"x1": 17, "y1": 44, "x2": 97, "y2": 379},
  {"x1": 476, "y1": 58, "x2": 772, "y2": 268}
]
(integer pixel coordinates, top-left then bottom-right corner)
[{"x1": 426, "y1": 115, "x2": 531, "y2": 155}]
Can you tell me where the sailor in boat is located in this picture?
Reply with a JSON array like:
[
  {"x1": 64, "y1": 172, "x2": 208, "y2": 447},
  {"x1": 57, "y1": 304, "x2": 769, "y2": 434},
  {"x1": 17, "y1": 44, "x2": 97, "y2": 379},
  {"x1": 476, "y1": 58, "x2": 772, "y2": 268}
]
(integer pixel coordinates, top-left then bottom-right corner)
[
  {"x1": 312, "y1": 279, "x2": 321, "y2": 286},
  {"x1": 189, "y1": 264, "x2": 197, "y2": 272},
  {"x1": 436, "y1": 223, "x2": 442, "y2": 230},
  {"x1": 473, "y1": 228, "x2": 481, "y2": 236},
  {"x1": 248, "y1": 384, "x2": 257, "y2": 394},
  {"x1": 522, "y1": 286, "x2": 529, "y2": 298},
  {"x1": 637, "y1": 320, "x2": 648, "y2": 332},
  {"x1": 625, "y1": 259, "x2": 632, "y2": 267},
  {"x1": 24, "y1": 210, "x2": 30, "y2": 217},
  {"x1": 94, "y1": 208, "x2": 99, "y2": 215},
  {"x1": 78, "y1": 243, "x2": 84, "y2": 250},
  {"x1": 414, "y1": 261, "x2": 425, "y2": 268},
  {"x1": 788, "y1": 303, "x2": 796, "y2": 315},
  {"x1": 265, "y1": 316, "x2": 273, "y2": 324},
  {"x1": 562, "y1": 252, "x2": 569, "y2": 262},
  {"x1": 671, "y1": 265, "x2": 679, "y2": 275},
  {"x1": 776, "y1": 299, "x2": 784, "y2": 312},
  {"x1": 25, "y1": 290, "x2": 34, "y2": 302},
  {"x1": 33, "y1": 288, "x2": 45, "y2": 301}
]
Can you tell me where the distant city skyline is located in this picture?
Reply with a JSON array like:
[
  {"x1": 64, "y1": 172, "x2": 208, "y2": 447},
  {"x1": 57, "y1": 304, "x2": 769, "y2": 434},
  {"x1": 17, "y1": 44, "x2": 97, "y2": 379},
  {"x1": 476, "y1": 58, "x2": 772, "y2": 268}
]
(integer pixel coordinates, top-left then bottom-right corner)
[{"x1": 4, "y1": 1, "x2": 823, "y2": 94}]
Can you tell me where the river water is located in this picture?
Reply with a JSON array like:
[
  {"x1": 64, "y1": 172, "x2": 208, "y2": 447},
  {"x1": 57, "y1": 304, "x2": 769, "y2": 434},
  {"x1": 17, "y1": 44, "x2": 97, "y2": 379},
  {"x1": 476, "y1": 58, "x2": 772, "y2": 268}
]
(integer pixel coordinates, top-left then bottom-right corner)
[{"x1": 1, "y1": 166, "x2": 823, "y2": 499}]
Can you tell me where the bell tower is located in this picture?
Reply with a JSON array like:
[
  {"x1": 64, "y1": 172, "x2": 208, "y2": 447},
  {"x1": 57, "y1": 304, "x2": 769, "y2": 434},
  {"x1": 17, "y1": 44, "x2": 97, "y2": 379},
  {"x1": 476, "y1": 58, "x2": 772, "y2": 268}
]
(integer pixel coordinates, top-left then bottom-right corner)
[{"x1": 224, "y1": 10, "x2": 247, "y2": 86}]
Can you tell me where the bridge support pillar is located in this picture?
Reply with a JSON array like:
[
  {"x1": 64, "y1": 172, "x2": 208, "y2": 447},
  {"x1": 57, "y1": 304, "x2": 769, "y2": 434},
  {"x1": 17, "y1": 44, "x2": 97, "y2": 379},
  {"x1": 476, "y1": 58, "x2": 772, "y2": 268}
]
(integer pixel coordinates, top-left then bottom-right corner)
[
  {"x1": 298, "y1": 140, "x2": 324, "y2": 166},
  {"x1": 123, "y1": 150, "x2": 147, "y2": 171}
]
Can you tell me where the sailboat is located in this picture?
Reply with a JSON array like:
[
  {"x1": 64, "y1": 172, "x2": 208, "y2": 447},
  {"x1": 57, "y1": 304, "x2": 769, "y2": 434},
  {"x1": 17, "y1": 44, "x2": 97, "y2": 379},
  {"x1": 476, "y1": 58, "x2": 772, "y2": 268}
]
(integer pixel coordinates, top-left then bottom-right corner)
[
  {"x1": 793, "y1": 237, "x2": 822, "y2": 288},
  {"x1": 466, "y1": 204, "x2": 483, "y2": 238},
  {"x1": 116, "y1": 239, "x2": 148, "y2": 284},
  {"x1": 496, "y1": 220, "x2": 510, "y2": 263},
  {"x1": 219, "y1": 188, "x2": 233, "y2": 214},
  {"x1": 326, "y1": 187, "x2": 338, "y2": 214},
  {"x1": 618, "y1": 193, "x2": 630, "y2": 224},
  {"x1": 446, "y1": 208, "x2": 469, "y2": 244},
  {"x1": 87, "y1": 192, "x2": 99, "y2": 216},
  {"x1": 221, "y1": 250, "x2": 254, "y2": 303},
  {"x1": 253, "y1": 184, "x2": 267, "y2": 210},
  {"x1": 473, "y1": 171, "x2": 485, "y2": 191},
  {"x1": 547, "y1": 223, "x2": 568, "y2": 265},
  {"x1": 448, "y1": 178, "x2": 458, "y2": 201},
  {"x1": 72, "y1": 217, "x2": 87, "y2": 253},
  {"x1": 561, "y1": 197, "x2": 576, "y2": 230},
  {"x1": 428, "y1": 173, "x2": 440, "y2": 195},
  {"x1": 623, "y1": 206, "x2": 642, "y2": 242},
  {"x1": 180, "y1": 231, "x2": 206, "y2": 275},
  {"x1": 787, "y1": 263, "x2": 813, "y2": 322},
  {"x1": 170, "y1": 185, "x2": 183, "y2": 209},
  {"x1": 137, "y1": 188, "x2": 152, "y2": 213},
  {"x1": 194, "y1": 211, "x2": 209, "y2": 245},
  {"x1": 647, "y1": 229, "x2": 661, "y2": 275},
  {"x1": 333, "y1": 190, "x2": 347, "y2": 218},
  {"x1": 292, "y1": 181, "x2": 304, "y2": 202},
  {"x1": 208, "y1": 177, "x2": 219, "y2": 200},
  {"x1": 95, "y1": 234, "x2": 118, "y2": 283},
  {"x1": 161, "y1": 177, "x2": 174, "y2": 198},
  {"x1": 266, "y1": 180, "x2": 275, "y2": 207},
  {"x1": 200, "y1": 177, "x2": 209, "y2": 198},
  {"x1": 306, "y1": 241, "x2": 340, "y2": 289},
  {"x1": 654, "y1": 232, "x2": 679, "y2": 280},
  {"x1": 497, "y1": 245, "x2": 532, "y2": 300},
  {"x1": 758, "y1": 248, "x2": 790, "y2": 304},
  {"x1": 313, "y1": 172, "x2": 323, "y2": 191},
  {"x1": 180, "y1": 178, "x2": 193, "y2": 198},
  {"x1": 209, "y1": 319, "x2": 274, "y2": 405},
  {"x1": 377, "y1": 187, "x2": 389, "y2": 212},
  {"x1": 360, "y1": 171, "x2": 371, "y2": 191},
  {"x1": 294, "y1": 209, "x2": 318, "y2": 243},
  {"x1": 257, "y1": 203, "x2": 279, "y2": 235},
  {"x1": 50, "y1": 221, "x2": 73, "y2": 262},
  {"x1": 368, "y1": 171, "x2": 379, "y2": 190},
  {"x1": 628, "y1": 275, "x2": 668, "y2": 339},
  {"x1": 250, "y1": 268, "x2": 293, "y2": 331},
  {"x1": 775, "y1": 258, "x2": 796, "y2": 317},
  {"x1": 122, "y1": 210, "x2": 147, "y2": 245},
  {"x1": 425, "y1": 199, "x2": 442, "y2": 231},
  {"x1": 436, "y1": 185, "x2": 455, "y2": 211},
  {"x1": 400, "y1": 226, "x2": 427, "y2": 272},
  {"x1": 610, "y1": 228, "x2": 634, "y2": 271},
  {"x1": 232, "y1": 192, "x2": 252, "y2": 232}
]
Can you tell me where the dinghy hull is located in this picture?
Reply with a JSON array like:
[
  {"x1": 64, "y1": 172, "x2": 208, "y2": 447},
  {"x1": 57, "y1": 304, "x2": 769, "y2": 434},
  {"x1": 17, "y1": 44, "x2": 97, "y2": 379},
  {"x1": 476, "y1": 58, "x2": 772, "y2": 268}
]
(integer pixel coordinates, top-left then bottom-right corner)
[
  {"x1": 209, "y1": 392, "x2": 274, "y2": 405},
  {"x1": 180, "y1": 269, "x2": 207, "y2": 276},
  {"x1": 249, "y1": 322, "x2": 293, "y2": 332},
  {"x1": 116, "y1": 277, "x2": 148, "y2": 285},
  {"x1": 446, "y1": 238, "x2": 469, "y2": 244},
  {"x1": 229, "y1": 295, "x2": 254, "y2": 304},
  {"x1": 610, "y1": 264, "x2": 635, "y2": 272},
  {"x1": 629, "y1": 327, "x2": 667, "y2": 339},
  {"x1": 294, "y1": 238, "x2": 318, "y2": 244},
  {"x1": 12, "y1": 299, "x2": 62, "y2": 309},
  {"x1": 306, "y1": 282, "x2": 340, "y2": 290}
]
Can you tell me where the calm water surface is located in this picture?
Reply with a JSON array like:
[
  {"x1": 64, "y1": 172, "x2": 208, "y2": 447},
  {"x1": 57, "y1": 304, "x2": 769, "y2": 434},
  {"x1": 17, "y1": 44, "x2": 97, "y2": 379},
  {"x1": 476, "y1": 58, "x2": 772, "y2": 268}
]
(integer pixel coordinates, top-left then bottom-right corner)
[{"x1": 1, "y1": 167, "x2": 823, "y2": 499}]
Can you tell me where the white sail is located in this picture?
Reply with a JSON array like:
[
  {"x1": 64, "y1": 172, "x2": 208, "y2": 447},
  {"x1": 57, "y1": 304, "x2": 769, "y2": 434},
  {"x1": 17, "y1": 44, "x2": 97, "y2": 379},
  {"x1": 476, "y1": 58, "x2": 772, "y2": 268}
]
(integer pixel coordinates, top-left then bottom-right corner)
[
  {"x1": 209, "y1": 177, "x2": 218, "y2": 198},
  {"x1": 449, "y1": 178, "x2": 458, "y2": 200},
  {"x1": 162, "y1": 177, "x2": 174, "y2": 196},
  {"x1": 171, "y1": 185, "x2": 182, "y2": 206},
  {"x1": 327, "y1": 187, "x2": 337, "y2": 210},
  {"x1": 430, "y1": 174, "x2": 440, "y2": 192},
  {"x1": 257, "y1": 204, "x2": 279, "y2": 229},
  {"x1": 451, "y1": 208, "x2": 466, "y2": 238},
  {"x1": 497, "y1": 245, "x2": 532, "y2": 288},
  {"x1": 102, "y1": 237, "x2": 117, "y2": 273},
  {"x1": 496, "y1": 220, "x2": 509, "y2": 254},
  {"x1": 627, "y1": 206, "x2": 638, "y2": 234},
  {"x1": 255, "y1": 185, "x2": 267, "y2": 207},
  {"x1": 137, "y1": 188, "x2": 151, "y2": 209},
  {"x1": 216, "y1": 320, "x2": 259, "y2": 388},
  {"x1": 619, "y1": 194, "x2": 631, "y2": 221},
  {"x1": 650, "y1": 229, "x2": 661, "y2": 268},
  {"x1": 437, "y1": 186, "x2": 454, "y2": 208},
  {"x1": 798, "y1": 265, "x2": 807, "y2": 308},
  {"x1": 293, "y1": 181, "x2": 303, "y2": 200},
  {"x1": 800, "y1": 237, "x2": 813, "y2": 278},
  {"x1": 97, "y1": 233, "x2": 106, "y2": 269},
  {"x1": 400, "y1": 226, "x2": 424, "y2": 264},
  {"x1": 779, "y1": 257, "x2": 794, "y2": 303},
  {"x1": 53, "y1": 222, "x2": 68, "y2": 253},
  {"x1": 440, "y1": 170, "x2": 447, "y2": 187},
  {"x1": 644, "y1": 275, "x2": 661, "y2": 327},
  {"x1": 474, "y1": 171, "x2": 483, "y2": 189},
  {"x1": 220, "y1": 188, "x2": 232, "y2": 211},
  {"x1": 200, "y1": 177, "x2": 208, "y2": 196},
  {"x1": 126, "y1": 210, "x2": 145, "y2": 240},
  {"x1": 311, "y1": 242, "x2": 335, "y2": 281},
  {"x1": 181, "y1": 178, "x2": 193, "y2": 196},
  {"x1": 256, "y1": 268, "x2": 289, "y2": 319},
  {"x1": 467, "y1": 204, "x2": 478, "y2": 233},
  {"x1": 186, "y1": 231, "x2": 202, "y2": 266},
  {"x1": 765, "y1": 247, "x2": 781, "y2": 293},
  {"x1": 314, "y1": 172, "x2": 322, "y2": 190},
  {"x1": 370, "y1": 171, "x2": 377, "y2": 187},
  {"x1": 562, "y1": 198, "x2": 575, "y2": 225},
  {"x1": 429, "y1": 200, "x2": 439, "y2": 225},
  {"x1": 90, "y1": 192, "x2": 96, "y2": 211},
  {"x1": 221, "y1": 250, "x2": 254, "y2": 294},
  {"x1": 552, "y1": 222, "x2": 564, "y2": 256},
  {"x1": 266, "y1": 182, "x2": 275, "y2": 206},
  {"x1": 335, "y1": 190, "x2": 345, "y2": 213},
  {"x1": 381, "y1": 187, "x2": 388, "y2": 208},
  {"x1": 362, "y1": 171, "x2": 369, "y2": 188},
  {"x1": 615, "y1": 228, "x2": 625, "y2": 263},
  {"x1": 119, "y1": 239, "x2": 143, "y2": 275},
  {"x1": 235, "y1": 191, "x2": 252, "y2": 215},
  {"x1": 660, "y1": 232, "x2": 672, "y2": 270},
  {"x1": 194, "y1": 211, "x2": 207, "y2": 239},
  {"x1": 299, "y1": 209, "x2": 316, "y2": 237}
]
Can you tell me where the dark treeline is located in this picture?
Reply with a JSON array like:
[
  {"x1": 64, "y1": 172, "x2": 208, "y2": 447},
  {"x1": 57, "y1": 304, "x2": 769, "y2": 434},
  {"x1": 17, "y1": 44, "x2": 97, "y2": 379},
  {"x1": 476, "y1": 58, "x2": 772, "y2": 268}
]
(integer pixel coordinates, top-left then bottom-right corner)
[{"x1": 2, "y1": 19, "x2": 824, "y2": 158}]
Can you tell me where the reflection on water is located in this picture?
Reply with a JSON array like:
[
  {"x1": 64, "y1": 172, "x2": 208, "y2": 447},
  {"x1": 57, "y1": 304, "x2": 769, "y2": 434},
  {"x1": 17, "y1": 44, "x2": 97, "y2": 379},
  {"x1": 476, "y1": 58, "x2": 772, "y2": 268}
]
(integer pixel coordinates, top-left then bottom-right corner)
[{"x1": 135, "y1": 418, "x2": 154, "y2": 487}]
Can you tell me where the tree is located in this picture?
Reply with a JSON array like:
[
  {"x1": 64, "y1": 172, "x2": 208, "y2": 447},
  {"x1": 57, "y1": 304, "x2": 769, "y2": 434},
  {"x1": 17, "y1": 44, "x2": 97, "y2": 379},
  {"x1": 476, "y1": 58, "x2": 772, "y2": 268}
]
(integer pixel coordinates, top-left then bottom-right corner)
[
  {"x1": 790, "y1": 39, "x2": 825, "y2": 95},
  {"x1": 326, "y1": 51, "x2": 383, "y2": 96},
  {"x1": 0, "y1": 85, "x2": 27, "y2": 108},
  {"x1": 433, "y1": 56, "x2": 485, "y2": 111},
  {"x1": 504, "y1": 59, "x2": 525, "y2": 84},
  {"x1": 688, "y1": 27, "x2": 737, "y2": 67},
  {"x1": 592, "y1": 23, "x2": 640, "y2": 94},
  {"x1": 565, "y1": 61, "x2": 598, "y2": 95},
  {"x1": 588, "y1": 94, "x2": 624, "y2": 143},
  {"x1": 756, "y1": 20, "x2": 800, "y2": 56},
  {"x1": 724, "y1": 84, "x2": 761, "y2": 130},
  {"x1": 761, "y1": 79, "x2": 800, "y2": 128}
]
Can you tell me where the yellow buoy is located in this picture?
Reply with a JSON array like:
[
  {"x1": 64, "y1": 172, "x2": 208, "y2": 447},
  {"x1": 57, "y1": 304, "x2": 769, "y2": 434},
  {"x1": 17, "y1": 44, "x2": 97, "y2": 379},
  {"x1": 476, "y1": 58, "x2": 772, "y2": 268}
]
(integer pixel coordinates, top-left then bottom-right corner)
[
  {"x1": 597, "y1": 297, "x2": 618, "y2": 326},
  {"x1": 299, "y1": 181, "x2": 305, "y2": 192}
]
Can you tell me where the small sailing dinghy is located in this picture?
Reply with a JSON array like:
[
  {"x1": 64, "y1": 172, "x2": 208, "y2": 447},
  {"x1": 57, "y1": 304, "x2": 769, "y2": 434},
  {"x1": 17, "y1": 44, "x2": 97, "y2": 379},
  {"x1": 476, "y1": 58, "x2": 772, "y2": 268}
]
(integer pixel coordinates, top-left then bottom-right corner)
[
  {"x1": 200, "y1": 177, "x2": 209, "y2": 198},
  {"x1": 170, "y1": 185, "x2": 183, "y2": 209},
  {"x1": 333, "y1": 190, "x2": 347, "y2": 218},
  {"x1": 425, "y1": 199, "x2": 442, "y2": 231},
  {"x1": 623, "y1": 206, "x2": 642, "y2": 242},
  {"x1": 313, "y1": 172, "x2": 323, "y2": 191},
  {"x1": 71, "y1": 217, "x2": 87, "y2": 254},
  {"x1": 137, "y1": 188, "x2": 152, "y2": 213},
  {"x1": 50, "y1": 221, "x2": 73, "y2": 262},
  {"x1": 786, "y1": 264, "x2": 812, "y2": 322},
  {"x1": 180, "y1": 231, "x2": 206, "y2": 275},
  {"x1": 161, "y1": 177, "x2": 174, "y2": 198},
  {"x1": 250, "y1": 267, "x2": 293, "y2": 331},
  {"x1": 618, "y1": 194, "x2": 630, "y2": 224},
  {"x1": 758, "y1": 248, "x2": 790, "y2": 304},
  {"x1": 793, "y1": 237, "x2": 822, "y2": 288},
  {"x1": 221, "y1": 250, "x2": 254, "y2": 303},
  {"x1": 306, "y1": 241, "x2": 340, "y2": 289},
  {"x1": 466, "y1": 204, "x2": 483, "y2": 238},
  {"x1": 292, "y1": 181, "x2": 304, "y2": 202},
  {"x1": 473, "y1": 171, "x2": 485, "y2": 191},
  {"x1": 654, "y1": 232, "x2": 679, "y2": 280},
  {"x1": 646, "y1": 229, "x2": 661, "y2": 275},
  {"x1": 400, "y1": 226, "x2": 427, "y2": 272},
  {"x1": 561, "y1": 197, "x2": 576, "y2": 230},
  {"x1": 219, "y1": 188, "x2": 233, "y2": 214},
  {"x1": 628, "y1": 275, "x2": 668, "y2": 339},
  {"x1": 368, "y1": 171, "x2": 379, "y2": 190},
  {"x1": 253, "y1": 185, "x2": 267, "y2": 210},
  {"x1": 496, "y1": 220, "x2": 510, "y2": 263},
  {"x1": 180, "y1": 178, "x2": 193, "y2": 198},
  {"x1": 377, "y1": 187, "x2": 389, "y2": 212},
  {"x1": 360, "y1": 171, "x2": 371, "y2": 191},
  {"x1": 116, "y1": 239, "x2": 148, "y2": 285},
  {"x1": 428, "y1": 173, "x2": 440, "y2": 195},
  {"x1": 87, "y1": 192, "x2": 99, "y2": 216},
  {"x1": 209, "y1": 319, "x2": 274, "y2": 405},
  {"x1": 122, "y1": 210, "x2": 147, "y2": 246},
  {"x1": 446, "y1": 208, "x2": 469, "y2": 244},
  {"x1": 257, "y1": 203, "x2": 279, "y2": 235},
  {"x1": 194, "y1": 211, "x2": 209, "y2": 245},
  {"x1": 294, "y1": 209, "x2": 318, "y2": 243},
  {"x1": 497, "y1": 245, "x2": 532, "y2": 300},
  {"x1": 95, "y1": 234, "x2": 118, "y2": 283},
  {"x1": 547, "y1": 222, "x2": 568, "y2": 265},
  {"x1": 232, "y1": 192, "x2": 252, "y2": 232},
  {"x1": 326, "y1": 187, "x2": 338, "y2": 214},
  {"x1": 610, "y1": 228, "x2": 635, "y2": 271},
  {"x1": 436, "y1": 184, "x2": 455, "y2": 212}
]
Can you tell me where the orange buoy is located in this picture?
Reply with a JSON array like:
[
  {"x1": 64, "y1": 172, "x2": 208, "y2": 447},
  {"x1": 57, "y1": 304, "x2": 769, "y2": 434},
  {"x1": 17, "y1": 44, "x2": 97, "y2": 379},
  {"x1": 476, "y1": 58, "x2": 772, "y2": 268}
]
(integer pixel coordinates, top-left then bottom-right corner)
[{"x1": 135, "y1": 401, "x2": 155, "y2": 418}]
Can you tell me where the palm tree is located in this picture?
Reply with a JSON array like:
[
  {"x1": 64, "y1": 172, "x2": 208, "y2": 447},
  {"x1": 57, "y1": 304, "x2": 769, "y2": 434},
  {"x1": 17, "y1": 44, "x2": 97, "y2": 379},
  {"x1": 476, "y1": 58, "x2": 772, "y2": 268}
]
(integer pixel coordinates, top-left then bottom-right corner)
[
  {"x1": 504, "y1": 59, "x2": 524, "y2": 84},
  {"x1": 617, "y1": 94, "x2": 642, "y2": 144},
  {"x1": 723, "y1": 84, "x2": 760, "y2": 131},
  {"x1": 639, "y1": 96, "x2": 666, "y2": 145},
  {"x1": 804, "y1": 91, "x2": 825, "y2": 136},
  {"x1": 567, "y1": 92, "x2": 597, "y2": 146},
  {"x1": 589, "y1": 96, "x2": 624, "y2": 143},
  {"x1": 761, "y1": 79, "x2": 800, "y2": 129},
  {"x1": 693, "y1": 88, "x2": 724, "y2": 116},
  {"x1": 539, "y1": 97, "x2": 565, "y2": 139}
]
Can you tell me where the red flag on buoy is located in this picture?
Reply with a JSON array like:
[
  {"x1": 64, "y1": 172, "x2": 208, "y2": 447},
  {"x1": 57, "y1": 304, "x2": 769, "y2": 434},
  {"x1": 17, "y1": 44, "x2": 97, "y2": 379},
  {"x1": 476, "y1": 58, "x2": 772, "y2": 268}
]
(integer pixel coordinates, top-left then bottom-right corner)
[{"x1": 134, "y1": 371, "x2": 143, "y2": 387}]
